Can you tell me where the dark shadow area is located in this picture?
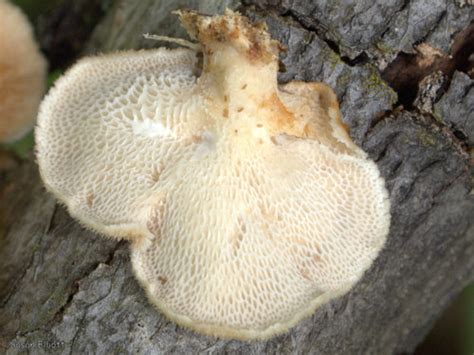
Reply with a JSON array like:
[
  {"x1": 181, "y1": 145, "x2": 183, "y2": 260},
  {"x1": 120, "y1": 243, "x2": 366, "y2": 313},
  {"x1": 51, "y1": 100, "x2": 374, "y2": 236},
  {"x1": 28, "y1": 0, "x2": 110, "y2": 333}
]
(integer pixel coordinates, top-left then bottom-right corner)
[
  {"x1": 415, "y1": 283, "x2": 474, "y2": 355},
  {"x1": 382, "y1": 22, "x2": 474, "y2": 108},
  {"x1": 37, "y1": 0, "x2": 109, "y2": 70},
  {"x1": 12, "y1": 0, "x2": 110, "y2": 71}
]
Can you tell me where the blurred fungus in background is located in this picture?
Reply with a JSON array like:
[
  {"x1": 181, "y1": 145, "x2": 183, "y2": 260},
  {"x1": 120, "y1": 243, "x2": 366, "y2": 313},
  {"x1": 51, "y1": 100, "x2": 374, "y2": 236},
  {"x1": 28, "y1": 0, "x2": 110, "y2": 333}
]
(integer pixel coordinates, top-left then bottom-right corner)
[
  {"x1": 2, "y1": 0, "x2": 106, "y2": 158},
  {"x1": 0, "y1": 0, "x2": 46, "y2": 147}
]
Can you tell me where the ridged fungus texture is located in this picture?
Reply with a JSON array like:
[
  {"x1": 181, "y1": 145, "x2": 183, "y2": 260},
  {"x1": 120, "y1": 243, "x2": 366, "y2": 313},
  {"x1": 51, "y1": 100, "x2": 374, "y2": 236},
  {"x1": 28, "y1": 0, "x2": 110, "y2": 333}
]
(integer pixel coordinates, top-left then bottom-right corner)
[
  {"x1": 36, "y1": 10, "x2": 390, "y2": 340},
  {"x1": 0, "y1": 0, "x2": 47, "y2": 142}
]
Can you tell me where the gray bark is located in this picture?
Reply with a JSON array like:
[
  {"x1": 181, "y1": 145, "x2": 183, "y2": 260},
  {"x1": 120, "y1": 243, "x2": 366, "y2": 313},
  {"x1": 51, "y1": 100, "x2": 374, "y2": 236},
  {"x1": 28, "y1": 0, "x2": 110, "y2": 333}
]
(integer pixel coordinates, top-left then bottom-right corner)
[{"x1": 1, "y1": 0, "x2": 473, "y2": 354}]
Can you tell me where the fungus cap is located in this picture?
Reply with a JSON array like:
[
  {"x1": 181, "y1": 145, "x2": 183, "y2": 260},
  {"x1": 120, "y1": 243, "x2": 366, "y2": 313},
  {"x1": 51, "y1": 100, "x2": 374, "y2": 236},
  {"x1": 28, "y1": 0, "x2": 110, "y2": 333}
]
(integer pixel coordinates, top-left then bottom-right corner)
[
  {"x1": 0, "y1": 0, "x2": 47, "y2": 142},
  {"x1": 36, "y1": 10, "x2": 390, "y2": 340}
]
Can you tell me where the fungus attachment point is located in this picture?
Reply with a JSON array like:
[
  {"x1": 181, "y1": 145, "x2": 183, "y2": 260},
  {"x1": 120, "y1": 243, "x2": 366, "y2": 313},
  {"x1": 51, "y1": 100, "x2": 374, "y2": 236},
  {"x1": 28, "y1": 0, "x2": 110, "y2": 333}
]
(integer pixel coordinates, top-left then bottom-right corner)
[
  {"x1": 0, "y1": 0, "x2": 47, "y2": 142},
  {"x1": 36, "y1": 10, "x2": 390, "y2": 340}
]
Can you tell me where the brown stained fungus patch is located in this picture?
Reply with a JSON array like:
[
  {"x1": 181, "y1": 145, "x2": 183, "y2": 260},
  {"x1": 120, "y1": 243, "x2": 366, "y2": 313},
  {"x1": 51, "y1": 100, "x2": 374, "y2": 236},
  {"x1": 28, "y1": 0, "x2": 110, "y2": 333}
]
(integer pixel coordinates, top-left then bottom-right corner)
[
  {"x1": 178, "y1": 9, "x2": 280, "y2": 64},
  {"x1": 86, "y1": 192, "x2": 94, "y2": 208},
  {"x1": 158, "y1": 275, "x2": 168, "y2": 285}
]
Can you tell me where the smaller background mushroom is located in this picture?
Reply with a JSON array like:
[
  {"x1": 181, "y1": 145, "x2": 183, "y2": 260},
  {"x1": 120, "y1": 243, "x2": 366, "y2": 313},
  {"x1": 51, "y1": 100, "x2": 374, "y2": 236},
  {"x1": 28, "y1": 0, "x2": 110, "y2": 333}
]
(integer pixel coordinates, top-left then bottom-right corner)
[{"x1": 0, "y1": 0, "x2": 47, "y2": 144}]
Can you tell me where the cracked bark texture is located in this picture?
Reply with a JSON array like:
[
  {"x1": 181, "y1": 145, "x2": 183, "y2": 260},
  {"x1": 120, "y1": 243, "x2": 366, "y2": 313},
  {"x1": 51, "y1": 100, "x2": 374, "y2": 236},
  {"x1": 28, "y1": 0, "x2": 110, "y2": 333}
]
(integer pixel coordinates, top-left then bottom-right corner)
[{"x1": 0, "y1": 0, "x2": 473, "y2": 354}]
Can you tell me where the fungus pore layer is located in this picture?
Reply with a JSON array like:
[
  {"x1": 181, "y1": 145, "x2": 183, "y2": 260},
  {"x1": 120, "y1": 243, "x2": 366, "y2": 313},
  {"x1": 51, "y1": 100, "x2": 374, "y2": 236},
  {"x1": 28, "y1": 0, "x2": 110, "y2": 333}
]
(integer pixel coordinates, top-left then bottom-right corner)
[{"x1": 36, "y1": 10, "x2": 390, "y2": 340}]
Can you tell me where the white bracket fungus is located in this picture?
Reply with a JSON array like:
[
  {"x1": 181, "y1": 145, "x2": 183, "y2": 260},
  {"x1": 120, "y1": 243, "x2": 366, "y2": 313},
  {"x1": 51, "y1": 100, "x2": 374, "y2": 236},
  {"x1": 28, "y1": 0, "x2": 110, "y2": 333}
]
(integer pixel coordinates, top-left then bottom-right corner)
[
  {"x1": 36, "y1": 10, "x2": 390, "y2": 340},
  {"x1": 0, "y1": 0, "x2": 47, "y2": 143}
]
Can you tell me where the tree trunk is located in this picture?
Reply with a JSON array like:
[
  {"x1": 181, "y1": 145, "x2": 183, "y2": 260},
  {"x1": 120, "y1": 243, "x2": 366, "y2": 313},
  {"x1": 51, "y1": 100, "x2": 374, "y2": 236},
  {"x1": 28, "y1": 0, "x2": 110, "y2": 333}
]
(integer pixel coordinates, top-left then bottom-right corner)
[{"x1": 1, "y1": 0, "x2": 473, "y2": 354}]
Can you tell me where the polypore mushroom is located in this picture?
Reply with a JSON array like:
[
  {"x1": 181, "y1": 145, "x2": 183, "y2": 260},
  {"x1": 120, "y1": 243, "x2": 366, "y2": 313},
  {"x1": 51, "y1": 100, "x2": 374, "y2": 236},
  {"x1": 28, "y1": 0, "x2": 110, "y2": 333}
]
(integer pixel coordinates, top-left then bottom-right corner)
[
  {"x1": 0, "y1": 0, "x2": 47, "y2": 142},
  {"x1": 36, "y1": 10, "x2": 390, "y2": 340}
]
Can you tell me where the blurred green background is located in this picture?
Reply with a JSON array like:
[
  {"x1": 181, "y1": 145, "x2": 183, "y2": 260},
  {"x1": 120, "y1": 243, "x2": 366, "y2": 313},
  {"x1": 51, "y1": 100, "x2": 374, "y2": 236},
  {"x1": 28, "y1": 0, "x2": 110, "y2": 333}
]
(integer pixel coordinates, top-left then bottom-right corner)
[{"x1": 3, "y1": 1, "x2": 474, "y2": 353}]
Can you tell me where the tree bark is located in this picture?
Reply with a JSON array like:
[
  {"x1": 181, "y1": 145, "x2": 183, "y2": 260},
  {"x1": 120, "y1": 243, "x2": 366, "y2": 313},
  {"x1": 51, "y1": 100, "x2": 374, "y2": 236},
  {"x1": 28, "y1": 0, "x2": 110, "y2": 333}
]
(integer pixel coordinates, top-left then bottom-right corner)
[{"x1": 1, "y1": 0, "x2": 473, "y2": 354}]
